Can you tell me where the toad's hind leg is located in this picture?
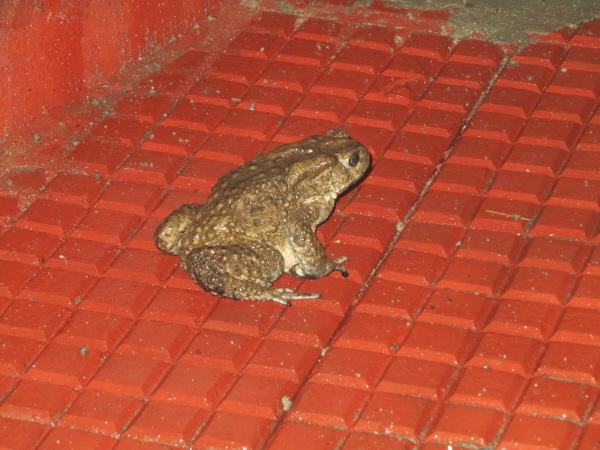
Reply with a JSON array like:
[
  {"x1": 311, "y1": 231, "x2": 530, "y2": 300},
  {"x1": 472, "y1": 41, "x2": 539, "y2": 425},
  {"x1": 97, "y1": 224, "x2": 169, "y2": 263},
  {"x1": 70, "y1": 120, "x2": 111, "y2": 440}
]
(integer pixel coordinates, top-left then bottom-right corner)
[{"x1": 185, "y1": 243, "x2": 320, "y2": 305}]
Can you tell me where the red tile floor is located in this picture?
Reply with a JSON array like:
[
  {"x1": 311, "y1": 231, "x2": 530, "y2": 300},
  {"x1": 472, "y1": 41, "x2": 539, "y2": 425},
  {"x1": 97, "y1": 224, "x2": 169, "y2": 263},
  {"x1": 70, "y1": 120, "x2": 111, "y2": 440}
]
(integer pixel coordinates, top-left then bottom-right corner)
[{"x1": 2, "y1": 3, "x2": 600, "y2": 449}]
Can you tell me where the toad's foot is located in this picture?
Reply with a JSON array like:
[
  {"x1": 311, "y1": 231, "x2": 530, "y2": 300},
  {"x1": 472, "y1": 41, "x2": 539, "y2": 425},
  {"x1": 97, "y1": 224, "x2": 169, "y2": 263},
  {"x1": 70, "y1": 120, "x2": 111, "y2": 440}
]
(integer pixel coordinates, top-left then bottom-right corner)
[{"x1": 289, "y1": 256, "x2": 349, "y2": 279}]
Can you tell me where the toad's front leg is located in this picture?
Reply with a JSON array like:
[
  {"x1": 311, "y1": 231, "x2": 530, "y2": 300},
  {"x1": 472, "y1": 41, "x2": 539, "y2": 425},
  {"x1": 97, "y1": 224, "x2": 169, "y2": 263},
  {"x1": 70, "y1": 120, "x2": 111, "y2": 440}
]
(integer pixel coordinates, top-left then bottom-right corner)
[{"x1": 285, "y1": 221, "x2": 349, "y2": 279}]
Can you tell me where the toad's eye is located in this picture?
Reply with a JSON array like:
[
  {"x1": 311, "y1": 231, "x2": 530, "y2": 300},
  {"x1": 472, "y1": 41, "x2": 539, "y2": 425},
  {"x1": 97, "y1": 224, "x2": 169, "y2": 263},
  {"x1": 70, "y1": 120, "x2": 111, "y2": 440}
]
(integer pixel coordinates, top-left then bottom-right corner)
[{"x1": 348, "y1": 152, "x2": 360, "y2": 167}]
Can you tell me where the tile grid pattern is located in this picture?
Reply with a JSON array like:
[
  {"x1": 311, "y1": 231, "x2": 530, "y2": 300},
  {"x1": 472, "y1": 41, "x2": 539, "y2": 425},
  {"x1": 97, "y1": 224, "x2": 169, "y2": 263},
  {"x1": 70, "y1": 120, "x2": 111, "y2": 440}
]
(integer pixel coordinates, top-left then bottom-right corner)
[{"x1": 0, "y1": 4, "x2": 600, "y2": 449}]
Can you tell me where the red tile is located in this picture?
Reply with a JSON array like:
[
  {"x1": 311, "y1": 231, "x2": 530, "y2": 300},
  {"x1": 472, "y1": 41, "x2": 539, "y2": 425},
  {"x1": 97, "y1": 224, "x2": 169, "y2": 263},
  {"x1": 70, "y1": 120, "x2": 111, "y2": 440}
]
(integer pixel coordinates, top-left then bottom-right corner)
[
  {"x1": 431, "y1": 163, "x2": 492, "y2": 195},
  {"x1": 586, "y1": 246, "x2": 600, "y2": 275},
  {"x1": 310, "y1": 69, "x2": 374, "y2": 100},
  {"x1": 400, "y1": 322, "x2": 475, "y2": 365},
  {"x1": 496, "y1": 64, "x2": 554, "y2": 93},
  {"x1": 487, "y1": 299, "x2": 562, "y2": 340},
  {"x1": 548, "y1": 68, "x2": 600, "y2": 99},
  {"x1": 172, "y1": 157, "x2": 237, "y2": 192},
  {"x1": 164, "y1": 50, "x2": 208, "y2": 74},
  {"x1": 72, "y1": 208, "x2": 143, "y2": 245},
  {"x1": 0, "y1": 260, "x2": 37, "y2": 297},
  {"x1": 513, "y1": 43, "x2": 566, "y2": 68},
  {"x1": 162, "y1": 100, "x2": 228, "y2": 131},
  {"x1": 548, "y1": 177, "x2": 600, "y2": 211},
  {"x1": 503, "y1": 266, "x2": 575, "y2": 304},
  {"x1": 553, "y1": 307, "x2": 600, "y2": 347},
  {"x1": 498, "y1": 414, "x2": 579, "y2": 450},
  {"x1": 471, "y1": 198, "x2": 539, "y2": 233},
  {"x1": 503, "y1": 143, "x2": 568, "y2": 176},
  {"x1": 342, "y1": 432, "x2": 411, "y2": 450},
  {"x1": 334, "y1": 313, "x2": 409, "y2": 354},
  {"x1": 383, "y1": 53, "x2": 441, "y2": 81},
  {"x1": 290, "y1": 276, "x2": 360, "y2": 317},
  {"x1": 0, "y1": 228, "x2": 62, "y2": 265},
  {"x1": 117, "y1": 320, "x2": 194, "y2": 363},
  {"x1": 45, "y1": 172, "x2": 106, "y2": 207},
  {"x1": 106, "y1": 247, "x2": 177, "y2": 285},
  {"x1": 90, "y1": 117, "x2": 151, "y2": 147},
  {"x1": 137, "y1": 72, "x2": 191, "y2": 97},
  {"x1": 0, "y1": 196, "x2": 20, "y2": 221},
  {"x1": 332, "y1": 47, "x2": 391, "y2": 75},
  {"x1": 401, "y1": 33, "x2": 453, "y2": 61},
  {"x1": 427, "y1": 403, "x2": 506, "y2": 447},
  {"x1": 457, "y1": 229, "x2": 526, "y2": 265},
  {"x1": 420, "y1": 289, "x2": 495, "y2": 331},
  {"x1": 395, "y1": 222, "x2": 464, "y2": 258},
  {"x1": 450, "y1": 367, "x2": 526, "y2": 411},
  {"x1": 192, "y1": 412, "x2": 272, "y2": 450},
  {"x1": 268, "y1": 307, "x2": 341, "y2": 348},
  {"x1": 346, "y1": 100, "x2": 409, "y2": 131},
  {"x1": 464, "y1": 111, "x2": 525, "y2": 143},
  {"x1": 377, "y1": 248, "x2": 447, "y2": 287},
  {"x1": 563, "y1": 150, "x2": 600, "y2": 181},
  {"x1": 141, "y1": 286, "x2": 215, "y2": 327},
  {"x1": 2, "y1": 168, "x2": 46, "y2": 192},
  {"x1": 80, "y1": 277, "x2": 158, "y2": 319},
  {"x1": 249, "y1": 12, "x2": 296, "y2": 38},
  {"x1": 227, "y1": 31, "x2": 285, "y2": 60},
  {"x1": 288, "y1": 382, "x2": 369, "y2": 428},
  {"x1": 244, "y1": 339, "x2": 320, "y2": 383},
  {"x1": 87, "y1": 353, "x2": 170, "y2": 397},
  {"x1": 450, "y1": 39, "x2": 503, "y2": 67},
  {"x1": 115, "y1": 94, "x2": 174, "y2": 123},
  {"x1": 208, "y1": 54, "x2": 269, "y2": 85},
  {"x1": 448, "y1": 136, "x2": 511, "y2": 169},
  {"x1": 364, "y1": 76, "x2": 428, "y2": 105},
  {"x1": 68, "y1": 140, "x2": 133, "y2": 177},
  {"x1": 335, "y1": 215, "x2": 396, "y2": 252},
  {"x1": 339, "y1": 124, "x2": 394, "y2": 159},
  {"x1": 24, "y1": 342, "x2": 104, "y2": 388},
  {"x1": 0, "y1": 379, "x2": 78, "y2": 425},
  {"x1": 537, "y1": 342, "x2": 600, "y2": 384},
  {"x1": 521, "y1": 237, "x2": 590, "y2": 273},
  {"x1": 0, "y1": 300, "x2": 70, "y2": 341},
  {"x1": 0, "y1": 417, "x2": 49, "y2": 449},
  {"x1": 0, "y1": 335, "x2": 44, "y2": 376},
  {"x1": 219, "y1": 374, "x2": 297, "y2": 419},
  {"x1": 46, "y1": 238, "x2": 119, "y2": 276},
  {"x1": 344, "y1": 185, "x2": 417, "y2": 222},
  {"x1": 517, "y1": 376, "x2": 596, "y2": 421},
  {"x1": 140, "y1": 125, "x2": 207, "y2": 156},
  {"x1": 18, "y1": 268, "x2": 96, "y2": 307},
  {"x1": 366, "y1": 159, "x2": 434, "y2": 193},
  {"x1": 531, "y1": 205, "x2": 599, "y2": 240},
  {"x1": 571, "y1": 275, "x2": 600, "y2": 309},
  {"x1": 412, "y1": 191, "x2": 480, "y2": 227},
  {"x1": 16, "y1": 199, "x2": 87, "y2": 236},
  {"x1": 578, "y1": 122, "x2": 600, "y2": 151},
  {"x1": 37, "y1": 427, "x2": 117, "y2": 449},
  {"x1": 203, "y1": 300, "x2": 281, "y2": 337},
  {"x1": 196, "y1": 134, "x2": 262, "y2": 166},
  {"x1": 437, "y1": 62, "x2": 495, "y2": 89},
  {"x1": 266, "y1": 422, "x2": 346, "y2": 450},
  {"x1": 467, "y1": 332, "x2": 544, "y2": 375},
  {"x1": 488, "y1": 170, "x2": 555, "y2": 204},
  {"x1": 519, "y1": 117, "x2": 582, "y2": 150},
  {"x1": 403, "y1": 107, "x2": 465, "y2": 138},
  {"x1": 533, "y1": 92, "x2": 595, "y2": 124},
  {"x1": 310, "y1": 347, "x2": 391, "y2": 390},
  {"x1": 355, "y1": 392, "x2": 434, "y2": 438},
  {"x1": 115, "y1": 150, "x2": 185, "y2": 186},
  {"x1": 179, "y1": 329, "x2": 261, "y2": 373},
  {"x1": 277, "y1": 38, "x2": 336, "y2": 67},
  {"x1": 384, "y1": 132, "x2": 450, "y2": 166},
  {"x1": 273, "y1": 116, "x2": 340, "y2": 143},
  {"x1": 570, "y1": 22, "x2": 600, "y2": 48},
  {"x1": 349, "y1": 25, "x2": 396, "y2": 52},
  {"x1": 258, "y1": 61, "x2": 323, "y2": 93},
  {"x1": 579, "y1": 425, "x2": 600, "y2": 450},
  {"x1": 356, "y1": 280, "x2": 428, "y2": 320},
  {"x1": 294, "y1": 18, "x2": 341, "y2": 41},
  {"x1": 421, "y1": 83, "x2": 481, "y2": 114},
  {"x1": 215, "y1": 108, "x2": 282, "y2": 140},
  {"x1": 153, "y1": 364, "x2": 235, "y2": 408},
  {"x1": 236, "y1": 86, "x2": 301, "y2": 118},
  {"x1": 480, "y1": 86, "x2": 540, "y2": 118},
  {"x1": 126, "y1": 401, "x2": 210, "y2": 447},
  {"x1": 54, "y1": 310, "x2": 132, "y2": 351}
]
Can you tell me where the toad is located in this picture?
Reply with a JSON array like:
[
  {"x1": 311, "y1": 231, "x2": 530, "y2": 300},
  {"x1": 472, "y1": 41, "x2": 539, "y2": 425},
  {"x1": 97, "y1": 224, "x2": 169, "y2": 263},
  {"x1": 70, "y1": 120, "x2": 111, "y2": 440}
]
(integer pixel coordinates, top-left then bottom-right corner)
[{"x1": 155, "y1": 128, "x2": 370, "y2": 305}]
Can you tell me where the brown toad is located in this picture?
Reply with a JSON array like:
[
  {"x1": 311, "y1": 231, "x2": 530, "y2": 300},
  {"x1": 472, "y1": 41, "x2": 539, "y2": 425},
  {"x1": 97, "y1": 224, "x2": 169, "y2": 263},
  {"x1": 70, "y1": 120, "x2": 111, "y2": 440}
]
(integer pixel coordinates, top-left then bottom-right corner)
[{"x1": 155, "y1": 128, "x2": 370, "y2": 305}]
